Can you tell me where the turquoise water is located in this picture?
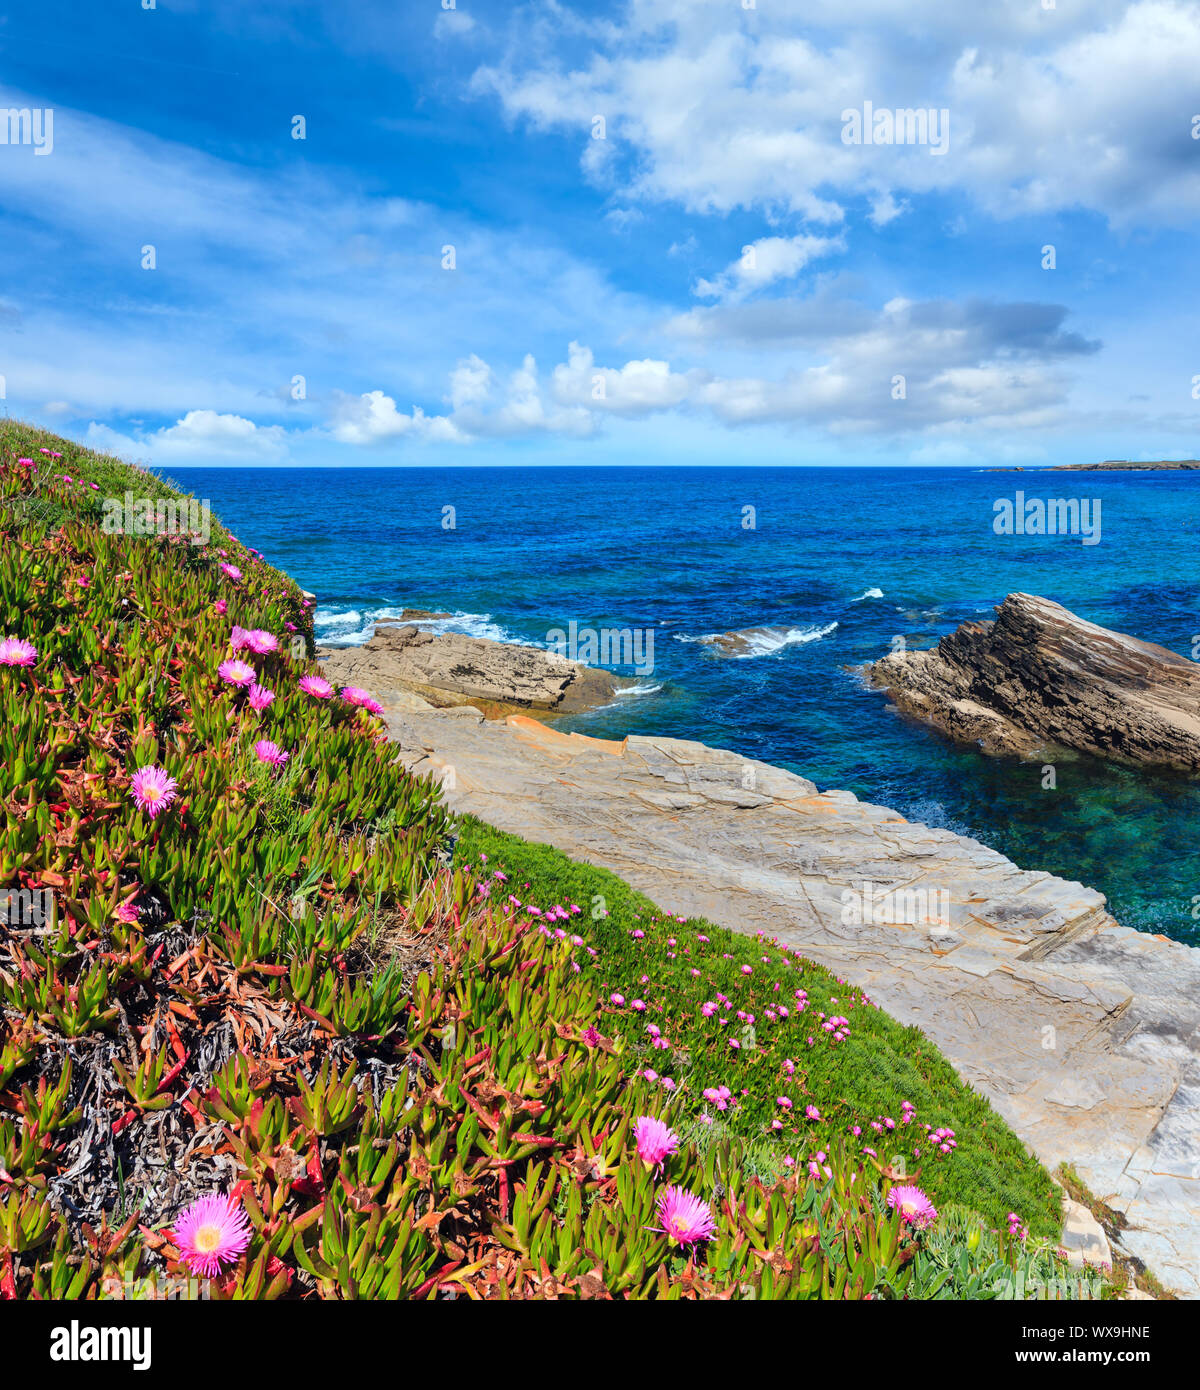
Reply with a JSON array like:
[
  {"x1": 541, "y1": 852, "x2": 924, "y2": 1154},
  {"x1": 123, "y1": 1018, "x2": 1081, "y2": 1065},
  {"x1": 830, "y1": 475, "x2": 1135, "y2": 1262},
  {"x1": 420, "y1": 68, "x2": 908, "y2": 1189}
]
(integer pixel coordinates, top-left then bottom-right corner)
[{"x1": 173, "y1": 464, "x2": 1200, "y2": 945}]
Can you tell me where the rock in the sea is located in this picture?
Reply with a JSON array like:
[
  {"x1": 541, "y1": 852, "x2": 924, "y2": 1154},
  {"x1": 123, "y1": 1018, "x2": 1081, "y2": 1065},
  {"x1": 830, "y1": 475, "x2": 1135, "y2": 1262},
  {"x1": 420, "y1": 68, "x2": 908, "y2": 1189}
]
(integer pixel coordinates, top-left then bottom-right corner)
[
  {"x1": 697, "y1": 622, "x2": 837, "y2": 658},
  {"x1": 317, "y1": 622, "x2": 625, "y2": 717},
  {"x1": 866, "y1": 592, "x2": 1200, "y2": 772}
]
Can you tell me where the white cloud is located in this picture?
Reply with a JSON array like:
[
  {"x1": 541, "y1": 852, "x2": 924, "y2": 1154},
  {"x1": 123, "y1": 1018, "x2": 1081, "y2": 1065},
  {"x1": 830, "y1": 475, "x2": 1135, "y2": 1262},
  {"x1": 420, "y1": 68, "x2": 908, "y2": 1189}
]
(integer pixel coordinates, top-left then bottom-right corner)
[
  {"x1": 85, "y1": 410, "x2": 289, "y2": 462},
  {"x1": 694, "y1": 234, "x2": 846, "y2": 301},
  {"x1": 447, "y1": 354, "x2": 493, "y2": 410},
  {"x1": 329, "y1": 391, "x2": 463, "y2": 445},
  {"x1": 551, "y1": 342, "x2": 693, "y2": 415},
  {"x1": 473, "y1": 0, "x2": 1200, "y2": 226}
]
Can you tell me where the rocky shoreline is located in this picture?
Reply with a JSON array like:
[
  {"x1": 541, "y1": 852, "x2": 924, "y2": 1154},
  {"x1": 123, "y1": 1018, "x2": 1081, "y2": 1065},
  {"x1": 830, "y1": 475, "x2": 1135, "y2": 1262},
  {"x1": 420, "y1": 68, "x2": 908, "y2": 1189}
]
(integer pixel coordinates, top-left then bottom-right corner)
[
  {"x1": 376, "y1": 702, "x2": 1200, "y2": 1295},
  {"x1": 313, "y1": 599, "x2": 1200, "y2": 1294},
  {"x1": 318, "y1": 620, "x2": 629, "y2": 719},
  {"x1": 866, "y1": 593, "x2": 1200, "y2": 772}
]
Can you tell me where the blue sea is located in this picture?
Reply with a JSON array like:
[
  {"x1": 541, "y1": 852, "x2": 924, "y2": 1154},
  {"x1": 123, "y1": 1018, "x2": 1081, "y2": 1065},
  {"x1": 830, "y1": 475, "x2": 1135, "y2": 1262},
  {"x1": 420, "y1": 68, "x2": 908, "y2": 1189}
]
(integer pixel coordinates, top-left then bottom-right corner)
[{"x1": 172, "y1": 464, "x2": 1200, "y2": 946}]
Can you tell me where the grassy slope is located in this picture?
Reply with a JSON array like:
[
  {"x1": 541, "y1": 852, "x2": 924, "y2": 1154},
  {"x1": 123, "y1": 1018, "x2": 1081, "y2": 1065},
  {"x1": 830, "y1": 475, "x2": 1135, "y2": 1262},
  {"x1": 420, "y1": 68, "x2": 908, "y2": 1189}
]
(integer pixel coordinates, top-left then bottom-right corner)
[{"x1": 455, "y1": 818, "x2": 1062, "y2": 1239}]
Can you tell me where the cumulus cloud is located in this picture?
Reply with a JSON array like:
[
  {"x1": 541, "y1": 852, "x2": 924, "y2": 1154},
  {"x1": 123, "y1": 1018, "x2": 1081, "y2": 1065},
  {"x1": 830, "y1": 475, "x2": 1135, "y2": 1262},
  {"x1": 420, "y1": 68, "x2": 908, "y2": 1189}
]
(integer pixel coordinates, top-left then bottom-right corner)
[
  {"x1": 472, "y1": 0, "x2": 1200, "y2": 226},
  {"x1": 329, "y1": 391, "x2": 463, "y2": 445},
  {"x1": 551, "y1": 342, "x2": 693, "y2": 415},
  {"x1": 85, "y1": 410, "x2": 289, "y2": 462}
]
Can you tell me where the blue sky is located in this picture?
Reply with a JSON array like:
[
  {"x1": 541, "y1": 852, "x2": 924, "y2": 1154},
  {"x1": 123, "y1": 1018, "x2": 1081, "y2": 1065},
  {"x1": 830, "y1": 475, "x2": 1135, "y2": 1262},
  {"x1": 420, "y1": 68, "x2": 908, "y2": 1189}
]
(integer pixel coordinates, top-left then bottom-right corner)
[{"x1": 1, "y1": 0, "x2": 1198, "y2": 466}]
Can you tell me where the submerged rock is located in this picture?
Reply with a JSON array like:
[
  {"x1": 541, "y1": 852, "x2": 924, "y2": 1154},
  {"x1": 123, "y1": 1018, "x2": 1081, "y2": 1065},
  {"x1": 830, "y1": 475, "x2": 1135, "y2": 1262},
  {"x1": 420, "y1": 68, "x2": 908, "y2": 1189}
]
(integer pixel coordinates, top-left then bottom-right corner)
[
  {"x1": 693, "y1": 622, "x2": 837, "y2": 658},
  {"x1": 317, "y1": 622, "x2": 626, "y2": 717},
  {"x1": 866, "y1": 593, "x2": 1200, "y2": 773}
]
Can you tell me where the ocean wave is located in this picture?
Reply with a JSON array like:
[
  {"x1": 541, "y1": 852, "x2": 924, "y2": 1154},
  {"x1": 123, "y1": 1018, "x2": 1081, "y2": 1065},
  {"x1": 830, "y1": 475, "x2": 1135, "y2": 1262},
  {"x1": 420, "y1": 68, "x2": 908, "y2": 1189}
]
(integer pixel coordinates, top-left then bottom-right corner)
[
  {"x1": 315, "y1": 604, "x2": 515, "y2": 648},
  {"x1": 614, "y1": 682, "x2": 663, "y2": 696},
  {"x1": 677, "y1": 621, "x2": 838, "y2": 658},
  {"x1": 852, "y1": 587, "x2": 884, "y2": 601}
]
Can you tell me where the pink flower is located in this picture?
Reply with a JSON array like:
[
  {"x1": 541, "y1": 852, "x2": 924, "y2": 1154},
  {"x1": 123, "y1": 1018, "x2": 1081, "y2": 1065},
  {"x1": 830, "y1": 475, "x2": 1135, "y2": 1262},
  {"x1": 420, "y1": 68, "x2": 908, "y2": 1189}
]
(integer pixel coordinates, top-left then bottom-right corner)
[
  {"x1": 218, "y1": 659, "x2": 256, "y2": 687},
  {"x1": 253, "y1": 740, "x2": 290, "y2": 768},
  {"x1": 633, "y1": 1116, "x2": 680, "y2": 1171},
  {"x1": 130, "y1": 765, "x2": 178, "y2": 820},
  {"x1": 115, "y1": 900, "x2": 141, "y2": 924},
  {"x1": 219, "y1": 563, "x2": 242, "y2": 582},
  {"x1": 610, "y1": 993, "x2": 625, "y2": 1006},
  {"x1": 805, "y1": 1105, "x2": 820, "y2": 1121},
  {"x1": 243, "y1": 629, "x2": 278, "y2": 654},
  {"x1": 170, "y1": 1194, "x2": 252, "y2": 1278},
  {"x1": 340, "y1": 686, "x2": 385, "y2": 716},
  {"x1": 298, "y1": 674, "x2": 333, "y2": 698},
  {"x1": 0, "y1": 637, "x2": 37, "y2": 668},
  {"x1": 776, "y1": 1096, "x2": 793, "y2": 1109},
  {"x1": 887, "y1": 1185, "x2": 938, "y2": 1232},
  {"x1": 652, "y1": 1186, "x2": 717, "y2": 1248},
  {"x1": 247, "y1": 683, "x2": 275, "y2": 710},
  {"x1": 213, "y1": 599, "x2": 228, "y2": 615}
]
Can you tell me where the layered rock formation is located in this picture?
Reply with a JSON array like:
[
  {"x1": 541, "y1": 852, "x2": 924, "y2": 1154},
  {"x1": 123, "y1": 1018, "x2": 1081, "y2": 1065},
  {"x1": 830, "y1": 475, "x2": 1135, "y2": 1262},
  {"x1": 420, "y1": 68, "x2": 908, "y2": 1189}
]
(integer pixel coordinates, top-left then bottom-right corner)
[
  {"x1": 867, "y1": 593, "x2": 1200, "y2": 772},
  {"x1": 380, "y1": 704, "x2": 1200, "y2": 1295},
  {"x1": 317, "y1": 622, "x2": 626, "y2": 718}
]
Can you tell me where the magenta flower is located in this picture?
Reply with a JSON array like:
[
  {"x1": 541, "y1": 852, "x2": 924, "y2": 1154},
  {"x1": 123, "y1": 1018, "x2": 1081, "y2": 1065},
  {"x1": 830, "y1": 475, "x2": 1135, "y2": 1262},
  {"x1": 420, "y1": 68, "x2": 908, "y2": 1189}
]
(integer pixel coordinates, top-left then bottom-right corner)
[
  {"x1": 652, "y1": 1186, "x2": 717, "y2": 1248},
  {"x1": 805, "y1": 1105, "x2": 821, "y2": 1121},
  {"x1": 229, "y1": 625, "x2": 251, "y2": 651},
  {"x1": 115, "y1": 900, "x2": 141, "y2": 924},
  {"x1": 247, "y1": 683, "x2": 275, "y2": 710},
  {"x1": 633, "y1": 1116, "x2": 680, "y2": 1171},
  {"x1": 298, "y1": 674, "x2": 333, "y2": 699},
  {"x1": 130, "y1": 765, "x2": 178, "y2": 820},
  {"x1": 340, "y1": 685, "x2": 385, "y2": 716},
  {"x1": 218, "y1": 658, "x2": 256, "y2": 687},
  {"x1": 887, "y1": 1185, "x2": 938, "y2": 1232},
  {"x1": 213, "y1": 598, "x2": 228, "y2": 615},
  {"x1": 253, "y1": 739, "x2": 290, "y2": 768},
  {"x1": 243, "y1": 629, "x2": 278, "y2": 655},
  {"x1": 219, "y1": 562, "x2": 242, "y2": 582},
  {"x1": 0, "y1": 637, "x2": 37, "y2": 668},
  {"x1": 170, "y1": 1194, "x2": 252, "y2": 1278}
]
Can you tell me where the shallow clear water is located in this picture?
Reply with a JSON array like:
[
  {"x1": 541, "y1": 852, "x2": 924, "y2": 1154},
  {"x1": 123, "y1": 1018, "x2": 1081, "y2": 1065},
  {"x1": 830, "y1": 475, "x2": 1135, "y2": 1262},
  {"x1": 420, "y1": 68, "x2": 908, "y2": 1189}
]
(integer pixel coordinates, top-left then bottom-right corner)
[{"x1": 173, "y1": 464, "x2": 1200, "y2": 945}]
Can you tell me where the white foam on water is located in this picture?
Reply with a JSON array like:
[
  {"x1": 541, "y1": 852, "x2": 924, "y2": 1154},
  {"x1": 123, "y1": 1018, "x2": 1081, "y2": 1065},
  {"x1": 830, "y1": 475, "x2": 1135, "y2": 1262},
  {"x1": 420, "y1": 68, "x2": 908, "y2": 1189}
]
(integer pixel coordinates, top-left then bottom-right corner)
[
  {"x1": 614, "y1": 682, "x2": 663, "y2": 696},
  {"x1": 852, "y1": 587, "x2": 884, "y2": 601},
  {"x1": 677, "y1": 621, "x2": 838, "y2": 658},
  {"x1": 316, "y1": 605, "x2": 516, "y2": 648}
]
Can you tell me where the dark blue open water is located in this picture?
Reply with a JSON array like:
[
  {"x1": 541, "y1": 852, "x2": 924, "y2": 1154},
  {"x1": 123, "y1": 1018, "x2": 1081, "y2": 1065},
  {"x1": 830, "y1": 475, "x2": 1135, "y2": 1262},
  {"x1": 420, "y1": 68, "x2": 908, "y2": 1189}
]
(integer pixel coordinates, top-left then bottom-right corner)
[{"x1": 171, "y1": 464, "x2": 1200, "y2": 945}]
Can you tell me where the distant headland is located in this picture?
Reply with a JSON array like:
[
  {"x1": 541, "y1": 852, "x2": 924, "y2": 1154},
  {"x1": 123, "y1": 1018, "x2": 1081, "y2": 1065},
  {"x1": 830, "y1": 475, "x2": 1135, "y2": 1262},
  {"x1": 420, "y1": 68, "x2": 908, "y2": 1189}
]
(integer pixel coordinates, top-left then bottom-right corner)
[{"x1": 989, "y1": 460, "x2": 1200, "y2": 471}]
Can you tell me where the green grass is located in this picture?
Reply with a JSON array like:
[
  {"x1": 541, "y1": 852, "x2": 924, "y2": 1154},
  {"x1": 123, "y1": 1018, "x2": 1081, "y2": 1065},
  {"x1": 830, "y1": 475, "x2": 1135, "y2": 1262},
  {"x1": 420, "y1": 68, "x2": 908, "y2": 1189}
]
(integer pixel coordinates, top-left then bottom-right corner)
[
  {"x1": 0, "y1": 418, "x2": 225, "y2": 539},
  {"x1": 455, "y1": 814, "x2": 1063, "y2": 1241}
]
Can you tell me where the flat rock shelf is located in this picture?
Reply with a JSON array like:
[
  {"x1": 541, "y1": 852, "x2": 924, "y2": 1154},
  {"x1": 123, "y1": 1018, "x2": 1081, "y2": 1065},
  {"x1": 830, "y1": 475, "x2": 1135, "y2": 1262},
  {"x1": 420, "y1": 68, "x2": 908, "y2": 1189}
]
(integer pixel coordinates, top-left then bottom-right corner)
[{"x1": 384, "y1": 706, "x2": 1200, "y2": 1295}]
